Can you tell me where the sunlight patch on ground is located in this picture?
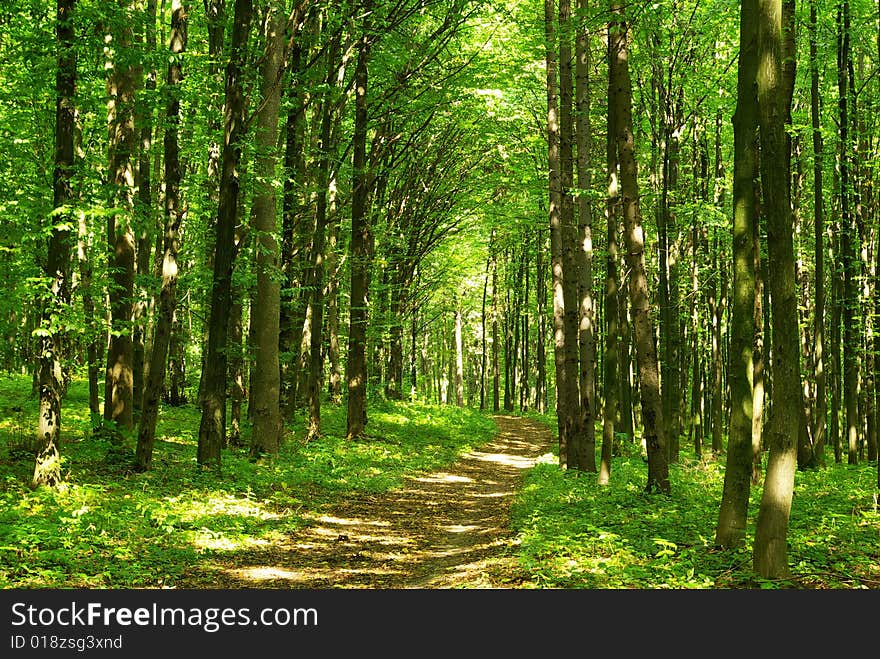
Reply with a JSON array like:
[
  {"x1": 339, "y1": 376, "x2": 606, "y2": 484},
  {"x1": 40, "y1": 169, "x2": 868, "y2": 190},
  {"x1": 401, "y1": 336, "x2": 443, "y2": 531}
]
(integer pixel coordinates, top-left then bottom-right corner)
[
  {"x1": 413, "y1": 473, "x2": 473, "y2": 484},
  {"x1": 465, "y1": 452, "x2": 537, "y2": 468},
  {"x1": 176, "y1": 495, "x2": 283, "y2": 522},
  {"x1": 314, "y1": 515, "x2": 391, "y2": 527},
  {"x1": 443, "y1": 524, "x2": 479, "y2": 533},
  {"x1": 231, "y1": 566, "x2": 304, "y2": 582}
]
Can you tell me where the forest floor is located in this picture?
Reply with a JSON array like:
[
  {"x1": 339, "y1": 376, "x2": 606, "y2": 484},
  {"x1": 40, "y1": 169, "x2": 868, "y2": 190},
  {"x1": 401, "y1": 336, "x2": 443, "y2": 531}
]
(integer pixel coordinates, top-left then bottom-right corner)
[{"x1": 177, "y1": 415, "x2": 555, "y2": 589}]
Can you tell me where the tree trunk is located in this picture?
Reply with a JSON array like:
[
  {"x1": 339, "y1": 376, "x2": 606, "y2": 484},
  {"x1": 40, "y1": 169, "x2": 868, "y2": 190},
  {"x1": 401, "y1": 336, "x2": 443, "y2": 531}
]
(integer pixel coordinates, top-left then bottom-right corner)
[
  {"x1": 103, "y1": 0, "x2": 138, "y2": 442},
  {"x1": 836, "y1": 0, "x2": 859, "y2": 466},
  {"x1": 135, "y1": 0, "x2": 187, "y2": 471},
  {"x1": 249, "y1": 1, "x2": 285, "y2": 456},
  {"x1": 715, "y1": 0, "x2": 758, "y2": 548},
  {"x1": 346, "y1": 15, "x2": 372, "y2": 439},
  {"x1": 609, "y1": 4, "x2": 669, "y2": 493},
  {"x1": 197, "y1": 0, "x2": 252, "y2": 471},
  {"x1": 599, "y1": 21, "x2": 620, "y2": 486},
  {"x1": 33, "y1": 0, "x2": 77, "y2": 488},
  {"x1": 809, "y1": 0, "x2": 827, "y2": 467},
  {"x1": 535, "y1": 231, "x2": 547, "y2": 413},
  {"x1": 454, "y1": 300, "x2": 464, "y2": 406},
  {"x1": 558, "y1": 0, "x2": 582, "y2": 468},
  {"x1": 575, "y1": 0, "x2": 596, "y2": 471},
  {"x1": 753, "y1": 0, "x2": 803, "y2": 579}
]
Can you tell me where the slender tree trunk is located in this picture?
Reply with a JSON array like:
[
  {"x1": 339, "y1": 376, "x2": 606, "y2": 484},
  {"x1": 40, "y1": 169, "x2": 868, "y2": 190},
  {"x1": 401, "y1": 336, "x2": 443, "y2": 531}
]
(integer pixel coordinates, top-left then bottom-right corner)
[
  {"x1": 103, "y1": 0, "x2": 138, "y2": 441},
  {"x1": 492, "y1": 241, "x2": 500, "y2": 412},
  {"x1": 558, "y1": 0, "x2": 582, "y2": 468},
  {"x1": 599, "y1": 22, "x2": 619, "y2": 486},
  {"x1": 535, "y1": 231, "x2": 547, "y2": 413},
  {"x1": 575, "y1": 0, "x2": 596, "y2": 471},
  {"x1": 346, "y1": 15, "x2": 372, "y2": 439},
  {"x1": 197, "y1": 0, "x2": 252, "y2": 471},
  {"x1": 481, "y1": 246, "x2": 490, "y2": 410},
  {"x1": 249, "y1": 1, "x2": 285, "y2": 456},
  {"x1": 809, "y1": 0, "x2": 827, "y2": 467},
  {"x1": 753, "y1": 0, "x2": 803, "y2": 578},
  {"x1": 136, "y1": 0, "x2": 187, "y2": 471},
  {"x1": 609, "y1": 4, "x2": 669, "y2": 493},
  {"x1": 715, "y1": 0, "x2": 758, "y2": 548},
  {"x1": 454, "y1": 299, "x2": 464, "y2": 406},
  {"x1": 836, "y1": 0, "x2": 859, "y2": 466},
  {"x1": 33, "y1": 0, "x2": 77, "y2": 488}
]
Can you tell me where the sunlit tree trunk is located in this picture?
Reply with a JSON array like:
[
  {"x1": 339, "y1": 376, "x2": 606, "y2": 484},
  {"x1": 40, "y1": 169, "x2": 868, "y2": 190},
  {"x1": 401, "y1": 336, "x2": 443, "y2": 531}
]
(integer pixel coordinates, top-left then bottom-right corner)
[
  {"x1": 609, "y1": 3, "x2": 669, "y2": 493},
  {"x1": 808, "y1": 0, "x2": 827, "y2": 467},
  {"x1": 715, "y1": 0, "x2": 758, "y2": 548},
  {"x1": 103, "y1": 0, "x2": 138, "y2": 441},
  {"x1": 132, "y1": 0, "x2": 157, "y2": 416},
  {"x1": 454, "y1": 299, "x2": 464, "y2": 407},
  {"x1": 136, "y1": 0, "x2": 187, "y2": 471},
  {"x1": 33, "y1": 0, "x2": 77, "y2": 488},
  {"x1": 753, "y1": 0, "x2": 803, "y2": 579},
  {"x1": 575, "y1": 0, "x2": 596, "y2": 471},
  {"x1": 599, "y1": 19, "x2": 619, "y2": 486}
]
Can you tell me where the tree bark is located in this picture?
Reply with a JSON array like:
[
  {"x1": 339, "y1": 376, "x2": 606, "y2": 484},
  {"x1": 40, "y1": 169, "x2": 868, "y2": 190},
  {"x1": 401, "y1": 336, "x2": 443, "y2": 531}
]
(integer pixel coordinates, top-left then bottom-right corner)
[
  {"x1": 753, "y1": 0, "x2": 803, "y2": 579},
  {"x1": 136, "y1": 0, "x2": 187, "y2": 471},
  {"x1": 715, "y1": 0, "x2": 758, "y2": 548},
  {"x1": 33, "y1": 0, "x2": 77, "y2": 488},
  {"x1": 346, "y1": 14, "x2": 372, "y2": 439},
  {"x1": 575, "y1": 0, "x2": 596, "y2": 471},
  {"x1": 609, "y1": 4, "x2": 669, "y2": 493},
  {"x1": 197, "y1": 0, "x2": 252, "y2": 471},
  {"x1": 103, "y1": 0, "x2": 138, "y2": 442},
  {"x1": 249, "y1": 1, "x2": 285, "y2": 456},
  {"x1": 599, "y1": 18, "x2": 619, "y2": 486},
  {"x1": 809, "y1": 0, "x2": 827, "y2": 467}
]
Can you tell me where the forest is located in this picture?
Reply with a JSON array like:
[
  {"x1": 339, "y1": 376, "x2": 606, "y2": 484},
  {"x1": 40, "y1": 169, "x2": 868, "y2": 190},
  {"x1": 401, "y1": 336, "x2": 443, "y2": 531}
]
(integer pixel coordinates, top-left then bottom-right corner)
[{"x1": 0, "y1": 0, "x2": 878, "y2": 591}]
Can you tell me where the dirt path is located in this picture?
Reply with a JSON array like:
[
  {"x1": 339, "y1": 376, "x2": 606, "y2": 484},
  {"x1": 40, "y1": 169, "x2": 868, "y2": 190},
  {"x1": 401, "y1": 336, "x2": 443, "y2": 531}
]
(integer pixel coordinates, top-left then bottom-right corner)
[{"x1": 182, "y1": 415, "x2": 554, "y2": 589}]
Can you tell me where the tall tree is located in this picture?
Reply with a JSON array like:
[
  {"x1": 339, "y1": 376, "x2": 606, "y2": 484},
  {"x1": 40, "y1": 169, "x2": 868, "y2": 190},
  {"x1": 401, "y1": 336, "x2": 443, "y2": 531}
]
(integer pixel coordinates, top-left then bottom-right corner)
[
  {"x1": 715, "y1": 0, "x2": 759, "y2": 549},
  {"x1": 249, "y1": 0, "x2": 286, "y2": 456},
  {"x1": 598, "y1": 16, "x2": 619, "y2": 486},
  {"x1": 837, "y1": 0, "x2": 859, "y2": 466},
  {"x1": 33, "y1": 0, "x2": 77, "y2": 488},
  {"x1": 752, "y1": 0, "x2": 803, "y2": 578},
  {"x1": 608, "y1": 2, "x2": 669, "y2": 493},
  {"x1": 197, "y1": 0, "x2": 253, "y2": 471},
  {"x1": 103, "y1": 0, "x2": 139, "y2": 440},
  {"x1": 346, "y1": 5, "x2": 372, "y2": 439},
  {"x1": 136, "y1": 0, "x2": 188, "y2": 471},
  {"x1": 808, "y1": 0, "x2": 826, "y2": 466},
  {"x1": 575, "y1": 0, "x2": 596, "y2": 472}
]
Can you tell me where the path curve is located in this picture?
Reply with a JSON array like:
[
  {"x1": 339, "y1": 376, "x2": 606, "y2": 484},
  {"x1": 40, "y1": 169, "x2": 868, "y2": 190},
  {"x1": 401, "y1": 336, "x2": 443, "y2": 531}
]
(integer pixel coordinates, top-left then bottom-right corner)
[{"x1": 183, "y1": 415, "x2": 554, "y2": 588}]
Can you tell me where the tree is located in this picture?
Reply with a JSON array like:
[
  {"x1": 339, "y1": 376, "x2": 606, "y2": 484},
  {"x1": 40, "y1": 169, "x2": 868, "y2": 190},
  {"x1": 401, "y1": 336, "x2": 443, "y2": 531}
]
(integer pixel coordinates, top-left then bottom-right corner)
[
  {"x1": 136, "y1": 0, "x2": 188, "y2": 472},
  {"x1": 32, "y1": 0, "x2": 77, "y2": 488},
  {"x1": 197, "y1": 0, "x2": 253, "y2": 471},
  {"x1": 752, "y1": 0, "x2": 803, "y2": 578},
  {"x1": 608, "y1": 2, "x2": 669, "y2": 494},
  {"x1": 715, "y1": 0, "x2": 758, "y2": 548},
  {"x1": 103, "y1": 0, "x2": 138, "y2": 441},
  {"x1": 249, "y1": 0, "x2": 286, "y2": 456},
  {"x1": 346, "y1": 4, "x2": 372, "y2": 439}
]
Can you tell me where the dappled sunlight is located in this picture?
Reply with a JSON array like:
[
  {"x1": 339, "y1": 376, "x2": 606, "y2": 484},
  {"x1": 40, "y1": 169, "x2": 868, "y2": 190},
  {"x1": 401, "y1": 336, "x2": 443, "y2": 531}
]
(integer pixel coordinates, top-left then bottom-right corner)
[
  {"x1": 176, "y1": 415, "x2": 555, "y2": 589},
  {"x1": 414, "y1": 473, "x2": 473, "y2": 483}
]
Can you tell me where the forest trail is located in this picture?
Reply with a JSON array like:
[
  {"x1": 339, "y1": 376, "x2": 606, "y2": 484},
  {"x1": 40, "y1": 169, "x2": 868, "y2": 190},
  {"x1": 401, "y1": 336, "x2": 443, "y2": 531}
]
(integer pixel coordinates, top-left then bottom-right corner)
[{"x1": 180, "y1": 415, "x2": 555, "y2": 589}]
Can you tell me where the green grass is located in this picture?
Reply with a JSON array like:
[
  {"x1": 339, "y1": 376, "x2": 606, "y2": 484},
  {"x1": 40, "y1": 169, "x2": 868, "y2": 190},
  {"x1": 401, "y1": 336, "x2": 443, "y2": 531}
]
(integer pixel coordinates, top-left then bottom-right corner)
[
  {"x1": 0, "y1": 373, "x2": 498, "y2": 588},
  {"x1": 511, "y1": 416, "x2": 880, "y2": 589}
]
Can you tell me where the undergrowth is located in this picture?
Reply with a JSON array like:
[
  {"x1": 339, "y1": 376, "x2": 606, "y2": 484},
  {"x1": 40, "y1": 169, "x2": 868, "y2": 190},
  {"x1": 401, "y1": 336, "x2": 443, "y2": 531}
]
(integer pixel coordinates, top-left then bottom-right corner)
[
  {"x1": 0, "y1": 373, "x2": 497, "y2": 588},
  {"x1": 511, "y1": 414, "x2": 880, "y2": 589}
]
